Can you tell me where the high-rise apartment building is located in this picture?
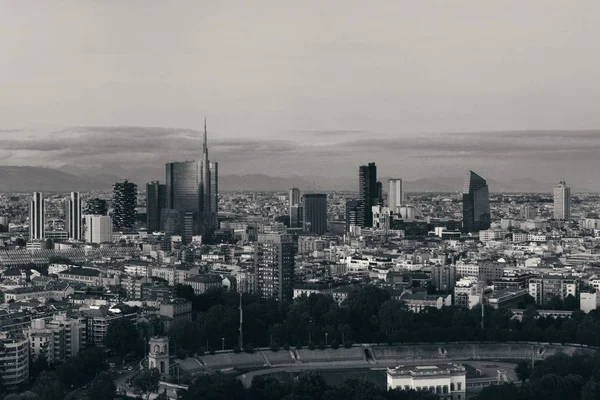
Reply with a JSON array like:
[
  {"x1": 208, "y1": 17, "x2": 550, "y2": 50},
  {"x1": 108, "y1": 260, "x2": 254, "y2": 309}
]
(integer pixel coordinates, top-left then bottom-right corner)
[
  {"x1": 388, "y1": 179, "x2": 403, "y2": 213},
  {"x1": 84, "y1": 215, "x2": 113, "y2": 243},
  {"x1": 146, "y1": 181, "x2": 167, "y2": 233},
  {"x1": 372, "y1": 205, "x2": 391, "y2": 230},
  {"x1": 359, "y1": 162, "x2": 381, "y2": 228},
  {"x1": 302, "y1": 193, "x2": 328, "y2": 235},
  {"x1": 431, "y1": 265, "x2": 457, "y2": 292},
  {"x1": 28, "y1": 314, "x2": 86, "y2": 365},
  {"x1": 289, "y1": 188, "x2": 303, "y2": 228},
  {"x1": 462, "y1": 170, "x2": 490, "y2": 233},
  {"x1": 553, "y1": 180, "x2": 571, "y2": 220},
  {"x1": 0, "y1": 333, "x2": 29, "y2": 390},
  {"x1": 255, "y1": 233, "x2": 295, "y2": 302},
  {"x1": 29, "y1": 192, "x2": 45, "y2": 240},
  {"x1": 112, "y1": 180, "x2": 137, "y2": 232},
  {"x1": 65, "y1": 192, "x2": 82, "y2": 240}
]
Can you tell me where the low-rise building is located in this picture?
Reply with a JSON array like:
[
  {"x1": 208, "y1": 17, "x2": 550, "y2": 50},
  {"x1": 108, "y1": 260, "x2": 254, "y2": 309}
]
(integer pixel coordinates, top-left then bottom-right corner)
[
  {"x1": 183, "y1": 274, "x2": 222, "y2": 295},
  {"x1": 387, "y1": 363, "x2": 466, "y2": 400},
  {"x1": 401, "y1": 292, "x2": 452, "y2": 313}
]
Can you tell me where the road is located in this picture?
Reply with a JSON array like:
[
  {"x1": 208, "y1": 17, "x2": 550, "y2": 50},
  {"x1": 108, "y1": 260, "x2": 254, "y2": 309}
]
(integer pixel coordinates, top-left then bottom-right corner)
[{"x1": 238, "y1": 359, "x2": 519, "y2": 388}]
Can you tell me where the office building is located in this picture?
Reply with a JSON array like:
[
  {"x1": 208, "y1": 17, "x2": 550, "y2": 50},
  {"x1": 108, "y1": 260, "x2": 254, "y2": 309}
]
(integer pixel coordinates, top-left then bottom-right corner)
[
  {"x1": 359, "y1": 162, "x2": 381, "y2": 228},
  {"x1": 65, "y1": 191, "x2": 82, "y2": 240},
  {"x1": 164, "y1": 120, "x2": 218, "y2": 240},
  {"x1": 146, "y1": 181, "x2": 167, "y2": 233},
  {"x1": 29, "y1": 192, "x2": 45, "y2": 240},
  {"x1": 255, "y1": 233, "x2": 295, "y2": 302},
  {"x1": 388, "y1": 179, "x2": 403, "y2": 213},
  {"x1": 345, "y1": 199, "x2": 362, "y2": 233},
  {"x1": 462, "y1": 170, "x2": 490, "y2": 233},
  {"x1": 289, "y1": 188, "x2": 302, "y2": 228},
  {"x1": 302, "y1": 193, "x2": 327, "y2": 235},
  {"x1": 112, "y1": 180, "x2": 137, "y2": 231},
  {"x1": 553, "y1": 180, "x2": 571, "y2": 220},
  {"x1": 372, "y1": 205, "x2": 391, "y2": 230},
  {"x1": 84, "y1": 215, "x2": 113, "y2": 244},
  {"x1": 387, "y1": 363, "x2": 466, "y2": 397}
]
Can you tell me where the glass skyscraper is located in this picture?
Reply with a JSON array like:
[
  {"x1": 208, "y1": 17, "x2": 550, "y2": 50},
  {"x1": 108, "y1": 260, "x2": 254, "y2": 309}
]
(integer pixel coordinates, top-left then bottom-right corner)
[
  {"x1": 462, "y1": 170, "x2": 490, "y2": 233},
  {"x1": 146, "y1": 181, "x2": 166, "y2": 233},
  {"x1": 302, "y1": 193, "x2": 327, "y2": 235},
  {"x1": 358, "y1": 162, "x2": 381, "y2": 228}
]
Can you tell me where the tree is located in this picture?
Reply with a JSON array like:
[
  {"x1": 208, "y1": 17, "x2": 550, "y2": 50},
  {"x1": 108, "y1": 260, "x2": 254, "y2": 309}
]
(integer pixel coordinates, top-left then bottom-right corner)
[
  {"x1": 169, "y1": 320, "x2": 200, "y2": 356},
  {"x1": 32, "y1": 371, "x2": 63, "y2": 400},
  {"x1": 89, "y1": 371, "x2": 116, "y2": 400},
  {"x1": 183, "y1": 373, "x2": 245, "y2": 400},
  {"x1": 84, "y1": 198, "x2": 108, "y2": 215},
  {"x1": 175, "y1": 284, "x2": 195, "y2": 301},
  {"x1": 104, "y1": 318, "x2": 138, "y2": 361},
  {"x1": 132, "y1": 368, "x2": 161, "y2": 400},
  {"x1": 515, "y1": 361, "x2": 531, "y2": 382},
  {"x1": 30, "y1": 353, "x2": 50, "y2": 382}
]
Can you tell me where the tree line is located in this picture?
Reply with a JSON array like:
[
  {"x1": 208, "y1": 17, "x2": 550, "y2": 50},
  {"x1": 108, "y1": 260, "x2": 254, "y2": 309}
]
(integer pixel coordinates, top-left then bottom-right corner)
[
  {"x1": 170, "y1": 285, "x2": 600, "y2": 355},
  {"x1": 479, "y1": 351, "x2": 600, "y2": 400}
]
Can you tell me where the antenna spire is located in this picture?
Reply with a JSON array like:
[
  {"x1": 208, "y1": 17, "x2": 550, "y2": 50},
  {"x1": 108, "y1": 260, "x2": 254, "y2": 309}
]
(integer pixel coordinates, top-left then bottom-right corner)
[{"x1": 203, "y1": 117, "x2": 208, "y2": 154}]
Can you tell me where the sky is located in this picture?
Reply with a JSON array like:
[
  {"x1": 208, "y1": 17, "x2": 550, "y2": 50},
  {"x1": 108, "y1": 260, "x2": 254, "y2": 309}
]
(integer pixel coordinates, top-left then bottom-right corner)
[{"x1": 1, "y1": 1, "x2": 600, "y2": 187}]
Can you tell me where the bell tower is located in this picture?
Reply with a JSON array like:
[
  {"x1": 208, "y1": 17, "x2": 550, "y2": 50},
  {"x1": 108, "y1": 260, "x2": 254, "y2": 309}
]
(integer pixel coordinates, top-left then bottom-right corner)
[{"x1": 148, "y1": 336, "x2": 170, "y2": 376}]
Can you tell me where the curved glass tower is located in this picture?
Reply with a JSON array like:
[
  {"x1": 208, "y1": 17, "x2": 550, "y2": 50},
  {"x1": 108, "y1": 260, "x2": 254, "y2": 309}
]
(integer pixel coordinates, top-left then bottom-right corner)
[{"x1": 462, "y1": 170, "x2": 490, "y2": 233}]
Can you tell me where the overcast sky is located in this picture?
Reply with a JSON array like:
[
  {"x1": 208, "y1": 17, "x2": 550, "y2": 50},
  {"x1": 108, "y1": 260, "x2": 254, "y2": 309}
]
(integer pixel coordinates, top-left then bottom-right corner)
[{"x1": 1, "y1": 1, "x2": 600, "y2": 187}]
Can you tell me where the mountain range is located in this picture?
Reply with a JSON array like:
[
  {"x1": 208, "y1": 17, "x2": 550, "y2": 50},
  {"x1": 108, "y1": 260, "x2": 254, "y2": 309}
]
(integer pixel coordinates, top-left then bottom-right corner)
[{"x1": 0, "y1": 166, "x2": 593, "y2": 193}]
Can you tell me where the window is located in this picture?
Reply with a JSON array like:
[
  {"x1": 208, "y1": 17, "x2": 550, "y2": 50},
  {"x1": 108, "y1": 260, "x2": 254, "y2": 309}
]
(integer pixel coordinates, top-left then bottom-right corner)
[{"x1": 457, "y1": 382, "x2": 462, "y2": 390}]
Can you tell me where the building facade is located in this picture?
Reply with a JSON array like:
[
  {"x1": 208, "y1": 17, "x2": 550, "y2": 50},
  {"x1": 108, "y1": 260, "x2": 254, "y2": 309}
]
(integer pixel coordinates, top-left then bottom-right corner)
[
  {"x1": 112, "y1": 180, "x2": 137, "y2": 231},
  {"x1": 388, "y1": 178, "x2": 403, "y2": 213},
  {"x1": 65, "y1": 191, "x2": 82, "y2": 240},
  {"x1": 553, "y1": 180, "x2": 571, "y2": 220},
  {"x1": 255, "y1": 233, "x2": 295, "y2": 302},
  {"x1": 387, "y1": 363, "x2": 466, "y2": 400},
  {"x1": 302, "y1": 193, "x2": 327, "y2": 235},
  {"x1": 30, "y1": 192, "x2": 45, "y2": 240},
  {"x1": 462, "y1": 170, "x2": 490, "y2": 233},
  {"x1": 358, "y1": 162, "x2": 380, "y2": 228},
  {"x1": 84, "y1": 215, "x2": 113, "y2": 243},
  {"x1": 146, "y1": 181, "x2": 167, "y2": 233}
]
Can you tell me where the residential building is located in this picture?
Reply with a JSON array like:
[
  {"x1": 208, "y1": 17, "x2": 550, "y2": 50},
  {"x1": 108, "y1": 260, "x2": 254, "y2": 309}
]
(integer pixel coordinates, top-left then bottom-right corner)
[
  {"x1": 431, "y1": 265, "x2": 456, "y2": 292},
  {"x1": 401, "y1": 292, "x2": 452, "y2": 313},
  {"x1": 27, "y1": 314, "x2": 86, "y2": 364},
  {"x1": 255, "y1": 233, "x2": 295, "y2": 302},
  {"x1": 528, "y1": 276, "x2": 578, "y2": 305},
  {"x1": 183, "y1": 274, "x2": 222, "y2": 295},
  {"x1": 57, "y1": 267, "x2": 103, "y2": 286},
  {"x1": 372, "y1": 205, "x2": 391, "y2": 230},
  {"x1": 0, "y1": 333, "x2": 29, "y2": 390},
  {"x1": 112, "y1": 180, "x2": 137, "y2": 231},
  {"x1": 454, "y1": 278, "x2": 481, "y2": 309}
]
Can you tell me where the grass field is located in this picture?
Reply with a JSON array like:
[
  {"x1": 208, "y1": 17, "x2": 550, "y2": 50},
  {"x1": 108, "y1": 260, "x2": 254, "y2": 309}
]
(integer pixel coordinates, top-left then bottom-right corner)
[{"x1": 268, "y1": 368, "x2": 387, "y2": 389}]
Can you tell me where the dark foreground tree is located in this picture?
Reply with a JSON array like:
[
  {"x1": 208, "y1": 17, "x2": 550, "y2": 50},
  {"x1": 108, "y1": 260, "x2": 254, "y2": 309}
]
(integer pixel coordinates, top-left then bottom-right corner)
[
  {"x1": 104, "y1": 318, "x2": 138, "y2": 361},
  {"x1": 32, "y1": 371, "x2": 63, "y2": 400},
  {"x1": 89, "y1": 371, "x2": 116, "y2": 400},
  {"x1": 133, "y1": 368, "x2": 161, "y2": 400}
]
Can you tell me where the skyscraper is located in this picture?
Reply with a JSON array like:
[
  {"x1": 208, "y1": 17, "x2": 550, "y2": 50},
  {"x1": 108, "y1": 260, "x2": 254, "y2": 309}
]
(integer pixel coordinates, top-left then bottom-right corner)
[
  {"x1": 302, "y1": 193, "x2": 327, "y2": 235},
  {"x1": 29, "y1": 192, "x2": 45, "y2": 240},
  {"x1": 112, "y1": 180, "x2": 137, "y2": 232},
  {"x1": 345, "y1": 199, "x2": 362, "y2": 233},
  {"x1": 146, "y1": 181, "x2": 167, "y2": 233},
  {"x1": 289, "y1": 188, "x2": 302, "y2": 228},
  {"x1": 65, "y1": 192, "x2": 82, "y2": 240},
  {"x1": 164, "y1": 119, "x2": 218, "y2": 241},
  {"x1": 255, "y1": 233, "x2": 295, "y2": 302},
  {"x1": 358, "y1": 162, "x2": 381, "y2": 227},
  {"x1": 388, "y1": 179, "x2": 403, "y2": 213},
  {"x1": 553, "y1": 180, "x2": 571, "y2": 220},
  {"x1": 462, "y1": 170, "x2": 490, "y2": 233}
]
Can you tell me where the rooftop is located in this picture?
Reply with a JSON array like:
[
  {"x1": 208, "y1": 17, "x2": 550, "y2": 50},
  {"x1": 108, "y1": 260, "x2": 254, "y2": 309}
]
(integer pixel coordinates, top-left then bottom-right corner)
[{"x1": 387, "y1": 363, "x2": 466, "y2": 377}]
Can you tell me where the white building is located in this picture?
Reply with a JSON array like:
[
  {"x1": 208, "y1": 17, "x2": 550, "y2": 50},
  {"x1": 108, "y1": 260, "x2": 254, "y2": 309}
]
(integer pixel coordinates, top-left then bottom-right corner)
[
  {"x1": 387, "y1": 363, "x2": 466, "y2": 400},
  {"x1": 454, "y1": 278, "x2": 481, "y2": 309},
  {"x1": 479, "y1": 229, "x2": 505, "y2": 242},
  {"x1": 27, "y1": 314, "x2": 86, "y2": 364},
  {"x1": 388, "y1": 179, "x2": 403, "y2": 213},
  {"x1": 84, "y1": 215, "x2": 113, "y2": 244},
  {"x1": 580, "y1": 292, "x2": 599, "y2": 314},
  {"x1": 372, "y1": 206, "x2": 391, "y2": 231}
]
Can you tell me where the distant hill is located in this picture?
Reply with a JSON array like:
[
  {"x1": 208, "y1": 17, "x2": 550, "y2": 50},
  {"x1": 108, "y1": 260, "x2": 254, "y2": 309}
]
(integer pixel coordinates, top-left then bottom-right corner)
[{"x1": 0, "y1": 166, "x2": 594, "y2": 193}]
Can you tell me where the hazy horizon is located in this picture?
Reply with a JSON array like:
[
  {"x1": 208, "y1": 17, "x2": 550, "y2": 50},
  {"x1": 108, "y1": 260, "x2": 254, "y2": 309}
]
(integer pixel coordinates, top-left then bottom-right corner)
[{"x1": 2, "y1": 1, "x2": 600, "y2": 187}]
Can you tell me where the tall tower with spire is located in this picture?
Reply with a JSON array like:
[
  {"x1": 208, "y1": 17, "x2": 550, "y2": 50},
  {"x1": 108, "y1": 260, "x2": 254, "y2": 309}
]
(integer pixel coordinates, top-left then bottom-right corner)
[{"x1": 201, "y1": 118, "x2": 218, "y2": 233}]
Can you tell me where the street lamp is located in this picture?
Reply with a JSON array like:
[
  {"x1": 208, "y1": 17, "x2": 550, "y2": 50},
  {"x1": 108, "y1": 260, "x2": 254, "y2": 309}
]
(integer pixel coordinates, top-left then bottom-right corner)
[
  {"x1": 221, "y1": 337, "x2": 225, "y2": 351},
  {"x1": 325, "y1": 332, "x2": 328, "y2": 346}
]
